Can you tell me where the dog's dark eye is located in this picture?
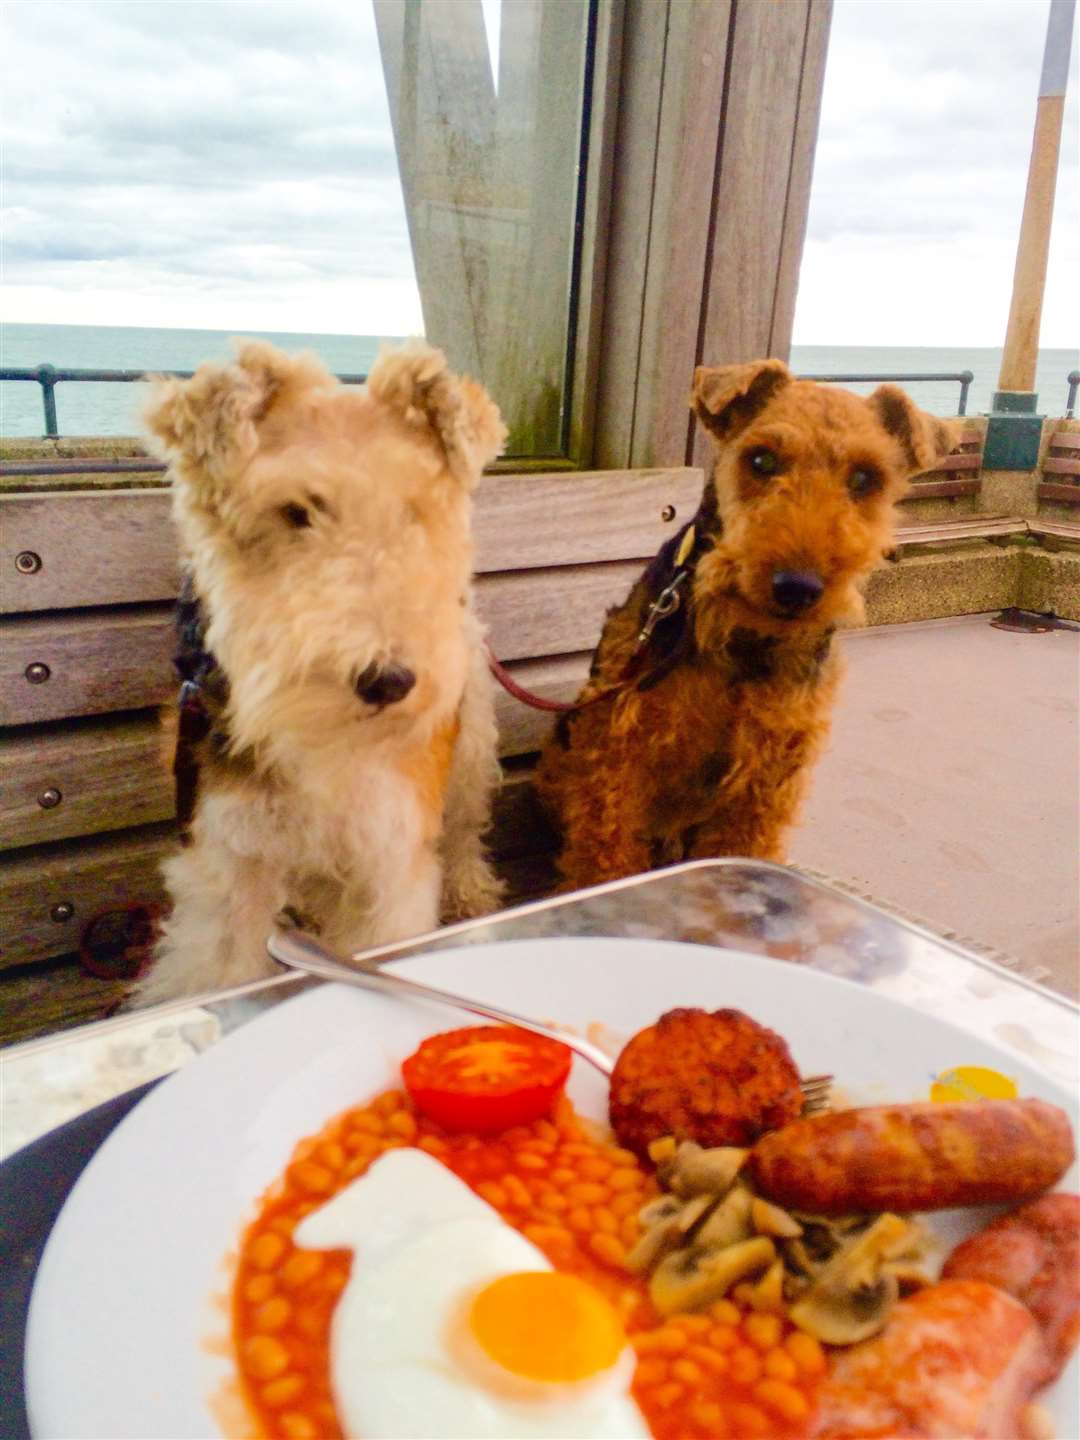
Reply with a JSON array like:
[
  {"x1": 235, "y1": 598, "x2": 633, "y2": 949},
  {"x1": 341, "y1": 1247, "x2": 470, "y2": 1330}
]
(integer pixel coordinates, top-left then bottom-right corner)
[
  {"x1": 747, "y1": 448, "x2": 781, "y2": 476},
  {"x1": 848, "y1": 467, "x2": 882, "y2": 498},
  {"x1": 279, "y1": 502, "x2": 311, "y2": 529}
]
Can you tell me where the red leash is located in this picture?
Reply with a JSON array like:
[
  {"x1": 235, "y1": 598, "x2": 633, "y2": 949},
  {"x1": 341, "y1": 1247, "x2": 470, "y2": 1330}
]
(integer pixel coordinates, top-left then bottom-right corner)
[{"x1": 485, "y1": 645, "x2": 575, "y2": 712}]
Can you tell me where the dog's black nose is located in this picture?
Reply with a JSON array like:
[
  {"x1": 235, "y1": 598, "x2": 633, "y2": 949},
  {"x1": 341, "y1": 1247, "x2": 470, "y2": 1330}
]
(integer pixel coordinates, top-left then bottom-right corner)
[
  {"x1": 771, "y1": 569, "x2": 824, "y2": 614},
  {"x1": 355, "y1": 662, "x2": 416, "y2": 707}
]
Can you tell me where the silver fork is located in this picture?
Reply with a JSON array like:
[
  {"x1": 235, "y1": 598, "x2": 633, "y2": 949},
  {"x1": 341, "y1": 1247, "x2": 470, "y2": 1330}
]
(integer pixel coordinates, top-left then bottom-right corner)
[{"x1": 267, "y1": 927, "x2": 833, "y2": 1112}]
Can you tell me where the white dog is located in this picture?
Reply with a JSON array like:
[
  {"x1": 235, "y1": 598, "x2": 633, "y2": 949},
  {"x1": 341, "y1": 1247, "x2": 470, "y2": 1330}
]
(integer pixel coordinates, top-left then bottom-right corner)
[{"x1": 134, "y1": 340, "x2": 505, "y2": 1004}]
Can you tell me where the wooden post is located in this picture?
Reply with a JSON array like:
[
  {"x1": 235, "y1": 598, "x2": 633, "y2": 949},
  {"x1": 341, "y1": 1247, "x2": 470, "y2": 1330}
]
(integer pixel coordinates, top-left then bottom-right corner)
[
  {"x1": 985, "y1": 0, "x2": 1074, "y2": 470},
  {"x1": 998, "y1": 0, "x2": 1075, "y2": 395}
]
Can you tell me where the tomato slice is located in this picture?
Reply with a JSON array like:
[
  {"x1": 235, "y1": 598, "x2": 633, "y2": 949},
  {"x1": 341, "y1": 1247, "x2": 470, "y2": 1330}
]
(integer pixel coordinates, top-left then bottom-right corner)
[{"x1": 401, "y1": 1025, "x2": 573, "y2": 1133}]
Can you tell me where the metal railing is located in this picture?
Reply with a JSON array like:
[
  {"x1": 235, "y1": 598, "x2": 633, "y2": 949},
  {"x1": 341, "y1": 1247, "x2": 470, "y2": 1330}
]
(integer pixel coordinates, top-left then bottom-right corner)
[
  {"x1": 5, "y1": 362, "x2": 1080, "y2": 439},
  {"x1": 1, "y1": 363, "x2": 369, "y2": 439},
  {"x1": 796, "y1": 370, "x2": 975, "y2": 416}
]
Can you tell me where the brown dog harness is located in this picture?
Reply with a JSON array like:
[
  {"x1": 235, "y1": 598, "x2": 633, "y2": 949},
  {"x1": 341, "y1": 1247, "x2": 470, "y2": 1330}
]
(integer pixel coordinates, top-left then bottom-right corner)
[
  {"x1": 174, "y1": 678, "x2": 212, "y2": 837},
  {"x1": 170, "y1": 576, "x2": 226, "y2": 841}
]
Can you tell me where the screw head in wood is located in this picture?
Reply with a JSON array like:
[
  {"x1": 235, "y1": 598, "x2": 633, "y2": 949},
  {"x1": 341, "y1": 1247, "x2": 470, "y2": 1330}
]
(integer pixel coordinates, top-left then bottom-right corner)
[
  {"x1": 25, "y1": 662, "x2": 51, "y2": 684},
  {"x1": 661, "y1": 505, "x2": 676, "y2": 523},
  {"x1": 50, "y1": 901, "x2": 75, "y2": 923},
  {"x1": 15, "y1": 550, "x2": 42, "y2": 574},
  {"x1": 38, "y1": 787, "x2": 62, "y2": 809}
]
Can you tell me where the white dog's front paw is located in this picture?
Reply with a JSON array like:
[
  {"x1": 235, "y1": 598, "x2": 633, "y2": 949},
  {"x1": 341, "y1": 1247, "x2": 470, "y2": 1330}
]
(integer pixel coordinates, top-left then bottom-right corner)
[{"x1": 441, "y1": 855, "x2": 505, "y2": 923}]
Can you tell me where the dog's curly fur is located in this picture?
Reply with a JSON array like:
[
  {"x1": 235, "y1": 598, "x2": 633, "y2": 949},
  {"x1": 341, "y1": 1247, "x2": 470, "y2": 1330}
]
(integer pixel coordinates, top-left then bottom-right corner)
[
  {"x1": 536, "y1": 360, "x2": 961, "y2": 889},
  {"x1": 135, "y1": 340, "x2": 506, "y2": 1005}
]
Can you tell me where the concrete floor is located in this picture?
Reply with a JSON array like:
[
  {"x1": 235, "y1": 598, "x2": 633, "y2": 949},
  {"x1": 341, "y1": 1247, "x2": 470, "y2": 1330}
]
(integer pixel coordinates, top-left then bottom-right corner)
[{"x1": 790, "y1": 614, "x2": 1080, "y2": 999}]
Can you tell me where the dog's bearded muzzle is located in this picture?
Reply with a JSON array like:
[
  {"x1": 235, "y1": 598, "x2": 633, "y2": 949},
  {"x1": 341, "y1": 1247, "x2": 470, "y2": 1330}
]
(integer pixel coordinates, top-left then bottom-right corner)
[{"x1": 353, "y1": 660, "x2": 416, "y2": 710}]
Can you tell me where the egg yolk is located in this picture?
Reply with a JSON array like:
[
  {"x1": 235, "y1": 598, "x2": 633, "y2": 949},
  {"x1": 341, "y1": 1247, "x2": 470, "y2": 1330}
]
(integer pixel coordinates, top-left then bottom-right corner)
[{"x1": 468, "y1": 1271, "x2": 626, "y2": 1384}]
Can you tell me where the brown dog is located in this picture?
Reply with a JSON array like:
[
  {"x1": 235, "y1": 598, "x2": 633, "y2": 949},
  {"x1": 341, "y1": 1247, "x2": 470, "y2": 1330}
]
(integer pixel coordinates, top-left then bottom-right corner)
[{"x1": 535, "y1": 359, "x2": 960, "y2": 890}]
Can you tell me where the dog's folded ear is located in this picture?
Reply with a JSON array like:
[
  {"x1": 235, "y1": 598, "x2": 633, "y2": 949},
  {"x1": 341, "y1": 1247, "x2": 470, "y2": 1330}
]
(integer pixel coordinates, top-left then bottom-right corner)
[
  {"x1": 144, "y1": 343, "x2": 332, "y2": 501},
  {"x1": 692, "y1": 359, "x2": 792, "y2": 439},
  {"x1": 866, "y1": 385, "x2": 962, "y2": 476},
  {"x1": 367, "y1": 340, "x2": 507, "y2": 485}
]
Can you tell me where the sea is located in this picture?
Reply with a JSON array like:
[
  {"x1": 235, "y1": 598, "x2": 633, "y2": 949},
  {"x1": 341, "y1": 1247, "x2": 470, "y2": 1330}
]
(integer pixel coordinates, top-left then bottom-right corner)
[{"x1": 1, "y1": 322, "x2": 1076, "y2": 439}]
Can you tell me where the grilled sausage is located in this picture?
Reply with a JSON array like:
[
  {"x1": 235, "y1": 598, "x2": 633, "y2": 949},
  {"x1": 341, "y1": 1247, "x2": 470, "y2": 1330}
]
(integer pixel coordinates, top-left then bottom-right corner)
[
  {"x1": 943, "y1": 1192, "x2": 1080, "y2": 1384},
  {"x1": 749, "y1": 1099, "x2": 1074, "y2": 1214}
]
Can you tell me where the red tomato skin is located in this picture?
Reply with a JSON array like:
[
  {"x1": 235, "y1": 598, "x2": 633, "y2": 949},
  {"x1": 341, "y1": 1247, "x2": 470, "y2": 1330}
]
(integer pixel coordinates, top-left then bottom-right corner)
[{"x1": 401, "y1": 1027, "x2": 572, "y2": 1134}]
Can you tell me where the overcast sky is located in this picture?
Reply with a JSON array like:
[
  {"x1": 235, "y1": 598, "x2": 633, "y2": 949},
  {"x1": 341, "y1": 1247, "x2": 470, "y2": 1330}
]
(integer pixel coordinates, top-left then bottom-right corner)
[{"x1": 1, "y1": 0, "x2": 1076, "y2": 348}]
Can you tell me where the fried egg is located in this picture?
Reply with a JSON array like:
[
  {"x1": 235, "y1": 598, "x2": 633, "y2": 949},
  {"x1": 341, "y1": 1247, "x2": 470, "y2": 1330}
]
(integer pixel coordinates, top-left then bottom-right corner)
[{"x1": 294, "y1": 1148, "x2": 650, "y2": 1438}]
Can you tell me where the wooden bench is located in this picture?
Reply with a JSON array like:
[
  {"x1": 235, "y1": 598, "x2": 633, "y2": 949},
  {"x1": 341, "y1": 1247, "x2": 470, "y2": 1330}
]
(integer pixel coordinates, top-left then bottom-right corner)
[
  {"x1": 1037, "y1": 427, "x2": 1080, "y2": 506},
  {"x1": 903, "y1": 425, "x2": 983, "y2": 500}
]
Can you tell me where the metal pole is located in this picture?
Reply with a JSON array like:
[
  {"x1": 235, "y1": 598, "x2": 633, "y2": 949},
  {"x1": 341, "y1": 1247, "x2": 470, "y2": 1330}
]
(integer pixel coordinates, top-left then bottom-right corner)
[
  {"x1": 997, "y1": 0, "x2": 1074, "y2": 395},
  {"x1": 958, "y1": 370, "x2": 973, "y2": 417},
  {"x1": 38, "y1": 364, "x2": 59, "y2": 438},
  {"x1": 985, "y1": 0, "x2": 1075, "y2": 469}
]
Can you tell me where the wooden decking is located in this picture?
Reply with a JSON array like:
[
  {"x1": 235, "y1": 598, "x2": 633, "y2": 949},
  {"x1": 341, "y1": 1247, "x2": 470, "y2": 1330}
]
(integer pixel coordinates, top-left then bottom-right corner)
[{"x1": 791, "y1": 613, "x2": 1079, "y2": 999}]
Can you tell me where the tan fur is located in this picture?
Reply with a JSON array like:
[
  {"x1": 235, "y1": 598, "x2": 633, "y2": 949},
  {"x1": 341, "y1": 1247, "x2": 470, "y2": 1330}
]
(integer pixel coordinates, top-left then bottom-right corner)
[
  {"x1": 536, "y1": 362, "x2": 960, "y2": 889},
  {"x1": 134, "y1": 340, "x2": 506, "y2": 1005}
]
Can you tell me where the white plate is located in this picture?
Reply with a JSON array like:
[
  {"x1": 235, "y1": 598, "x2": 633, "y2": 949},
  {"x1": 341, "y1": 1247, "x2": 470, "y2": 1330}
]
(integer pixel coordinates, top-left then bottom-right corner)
[{"x1": 25, "y1": 937, "x2": 1079, "y2": 1439}]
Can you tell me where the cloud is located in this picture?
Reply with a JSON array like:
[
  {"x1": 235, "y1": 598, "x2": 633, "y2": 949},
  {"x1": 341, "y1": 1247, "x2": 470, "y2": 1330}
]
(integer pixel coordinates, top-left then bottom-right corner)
[
  {"x1": 795, "y1": 0, "x2": 1079, "y2": 345},
  {"x1": 0, "y1": 0, "x2": 421, "y2": 332}
]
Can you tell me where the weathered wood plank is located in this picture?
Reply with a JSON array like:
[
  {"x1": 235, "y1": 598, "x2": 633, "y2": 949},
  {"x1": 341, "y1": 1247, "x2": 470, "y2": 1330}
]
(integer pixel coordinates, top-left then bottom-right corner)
[
  {"x1": 480, "y1": 561, "x2": 638, "y2": 662},
  {"x1": 0, "y1": 715, "x2": 172, "y2": 850},
  {"x1": 0, "y1": 605, "x2": 174, "y2": 725},
  {"x1": 770, "y1": 0, "x2": 833, "y2": 358},
  {"x1": 1, "y1": 490, "x2": 179, "y2": 613},
  {"x1": 0, "y1": 957, "x2": 128, "y2": 1047},
  {"x1": 0, "y1": 825, "x2": 172, "y2": 970},
  {"x1": 1043, "y1": 455, "x2": 1080, "y2": 476},
  {"x1": 596, "y1": 0, "x2": 735, "y2": 469},
  {"x1": 1037, "y1": 482, "x2": 1080, "y2": 504},
  {"x1": 917, "y1": 452, "x2": 982, "y2": 474},
  {"x1": 373, "y1": 0, "x2": 494, "y2": 381},
  {"x1": 692, "y1": 0, "x2": 813, "y2": 472},
  {"x1": 1, "y1": 470, "x2": 703, "y2": 612},
  {"x1": 473, "y1": 468, "x2": 703, "y2": 570},
  {"x1": 899, "y1": 480, "x2": 980, "y2": 500},
  {"x1": 1048, "y1": 431, "x2": 1080, "y2": 452},
  {"x1": 566, "y1": 0, "x2": 624, "y2": 465}
]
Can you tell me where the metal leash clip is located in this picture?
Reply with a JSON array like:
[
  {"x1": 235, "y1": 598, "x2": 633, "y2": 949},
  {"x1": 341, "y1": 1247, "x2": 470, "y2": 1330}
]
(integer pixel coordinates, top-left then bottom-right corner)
[{"x1": 635, "y1": 569, "x2": 689, "y2": 650}]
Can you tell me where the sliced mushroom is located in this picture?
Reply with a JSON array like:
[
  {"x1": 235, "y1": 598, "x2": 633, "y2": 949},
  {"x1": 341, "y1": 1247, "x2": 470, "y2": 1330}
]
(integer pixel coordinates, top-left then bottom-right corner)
[
  {"x1": 694, "y1": 1184, "x2": 754, "y2": 1250},
  {"x1": 747, "y1": 1258, "x2": 786, "y2": 1314},
  {"x1": 649, "y1": 1236, "x2": 776, "y2": 1317},
  {"x1": 788, "y1": 1213, "x2": 913, "y2": 1346},
  {"x1": 782, "y1": 1213, "x2": 870, "y2": 1275},
  {"x1": 676, "y1": 1193, "x2": 716, "y2": 1234},
  {"x1": 639, "y1": 1195, "x2": 683, "y2": 1229},
  {"x1": 666, "y1": 1142, "x2": 750, "y2": 1198},
  {"x1": 626, "y1": 1196, "x2": 685, "y2": 1274},
  {"x1": 751, "y1": 1197, "x2": 804, "y2": 1239}
]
